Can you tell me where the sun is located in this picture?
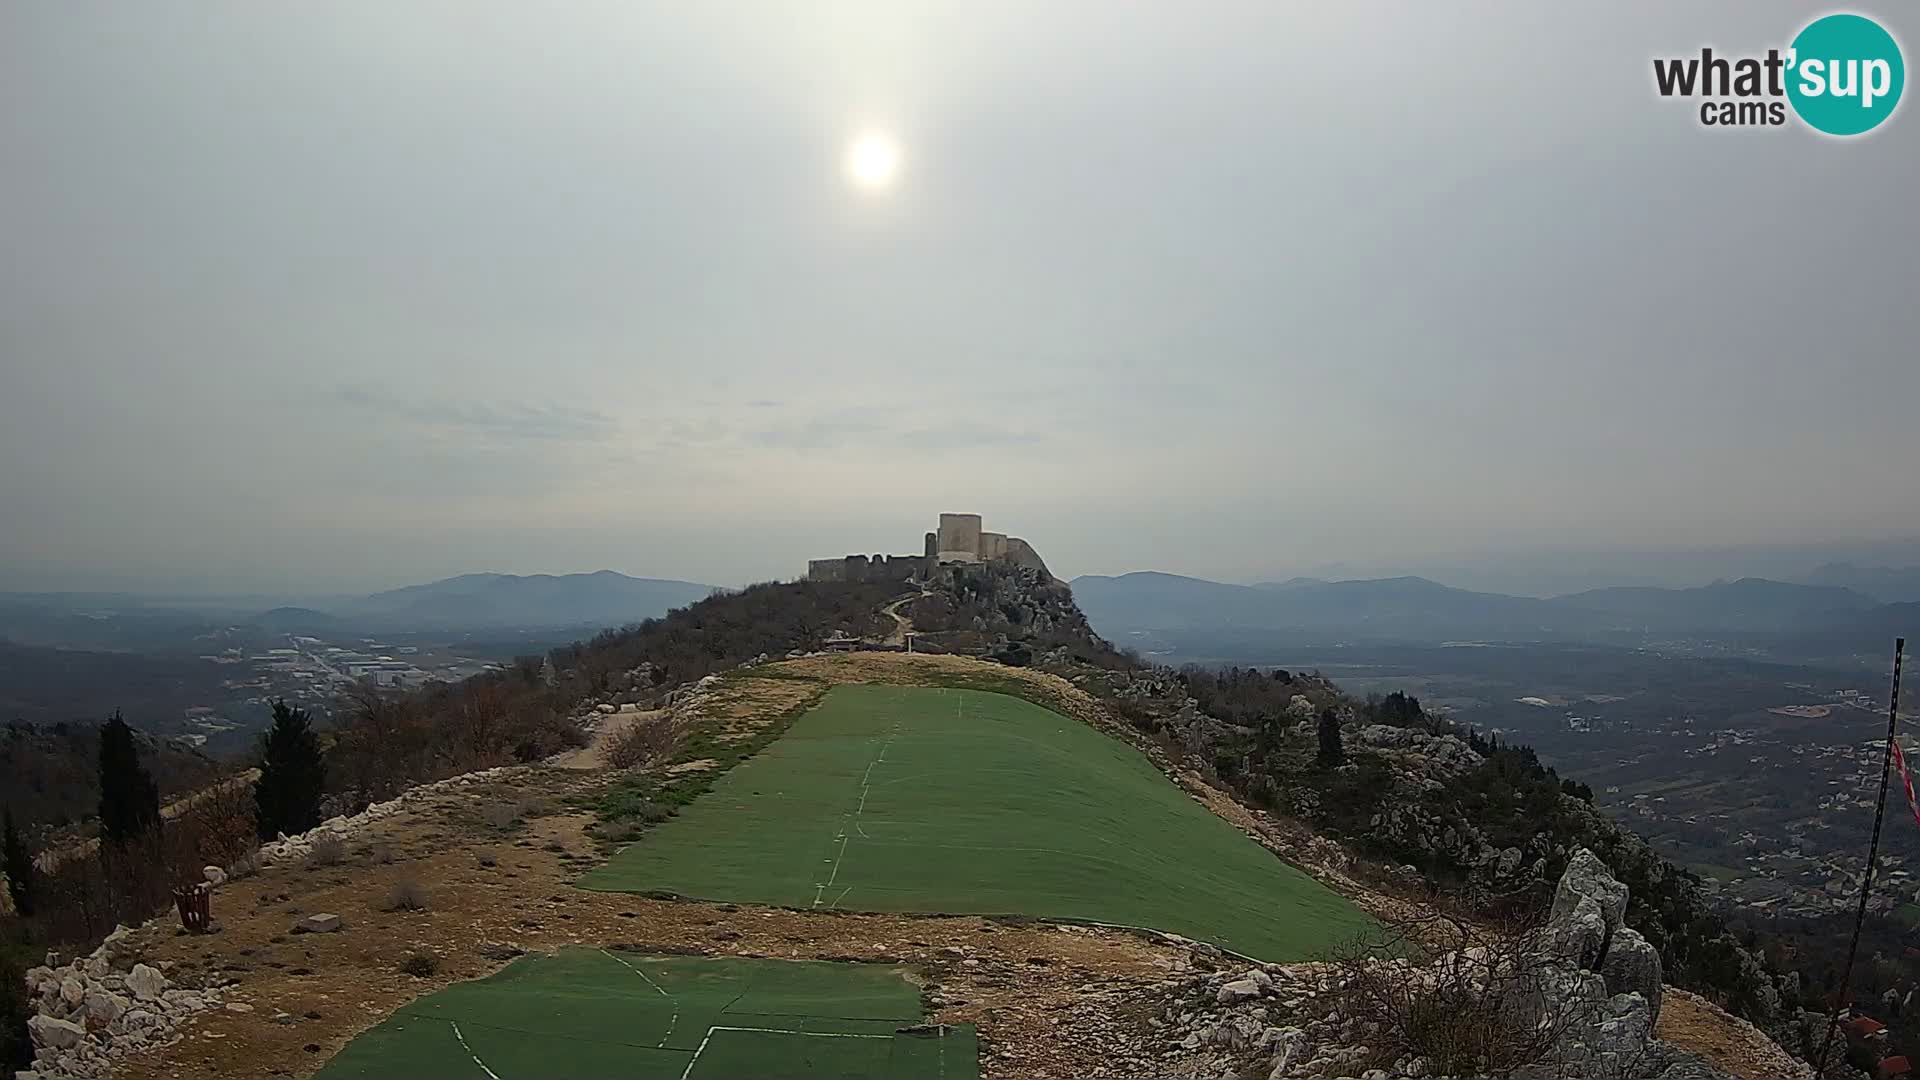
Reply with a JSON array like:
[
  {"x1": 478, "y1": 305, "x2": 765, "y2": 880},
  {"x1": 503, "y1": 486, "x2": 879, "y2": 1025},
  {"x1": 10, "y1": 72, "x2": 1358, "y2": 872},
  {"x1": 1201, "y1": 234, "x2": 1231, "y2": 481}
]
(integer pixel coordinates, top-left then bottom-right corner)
[{"x1": 845, "y1": 131, "x2": 901, "y2": 191}]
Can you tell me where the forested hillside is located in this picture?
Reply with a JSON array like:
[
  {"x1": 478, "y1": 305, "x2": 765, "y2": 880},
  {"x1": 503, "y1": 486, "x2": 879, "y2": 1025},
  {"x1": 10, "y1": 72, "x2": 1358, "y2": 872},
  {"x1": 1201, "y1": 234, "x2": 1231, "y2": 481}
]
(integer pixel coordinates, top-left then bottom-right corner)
[{"x1": 1, "y1": 720, "x2": 224, "y2": 835}]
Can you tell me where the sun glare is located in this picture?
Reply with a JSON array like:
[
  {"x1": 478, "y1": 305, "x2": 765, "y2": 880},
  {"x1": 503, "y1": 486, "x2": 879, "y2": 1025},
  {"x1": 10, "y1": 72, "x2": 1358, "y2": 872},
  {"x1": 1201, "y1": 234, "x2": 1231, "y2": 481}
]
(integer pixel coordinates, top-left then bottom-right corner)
[{"x1": 845, "y1": 131, "x2": 901, "y2": 191}]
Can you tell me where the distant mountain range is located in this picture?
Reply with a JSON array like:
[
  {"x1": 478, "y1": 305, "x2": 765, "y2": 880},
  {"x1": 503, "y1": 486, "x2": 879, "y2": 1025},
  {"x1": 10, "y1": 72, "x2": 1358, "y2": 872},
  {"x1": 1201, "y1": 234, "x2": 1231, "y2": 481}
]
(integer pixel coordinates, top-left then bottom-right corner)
[
  {"x1": 325, "y1": 571, "x2": 718, "y2": 631},
  {"x1": 0, "y1": 572, "x2": 723, "y2": 647},
  {"x1": 1072, "y1": 573, "x2": 1571, "y2": 640},
  {"x1": 1798, "y1": 562, "x2": 1920, "y2": 603},
  {"x1": 1068, "y1": 571, "x2": 1912, "y2": 662},
  {"x1": 1553, "y1": 578, "x2": 1877, "y2": 631}
]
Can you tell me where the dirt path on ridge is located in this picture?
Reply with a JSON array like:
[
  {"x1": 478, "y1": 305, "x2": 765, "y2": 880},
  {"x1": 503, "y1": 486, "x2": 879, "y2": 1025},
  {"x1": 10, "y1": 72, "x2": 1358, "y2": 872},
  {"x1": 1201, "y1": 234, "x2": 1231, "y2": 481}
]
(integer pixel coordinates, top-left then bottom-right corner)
[
  {"x1": 879, "y1": 591, "x2": 924, "y2": 646},
  {"x1": 548, "y1": 705, "x2": 665, "y2": 770}
]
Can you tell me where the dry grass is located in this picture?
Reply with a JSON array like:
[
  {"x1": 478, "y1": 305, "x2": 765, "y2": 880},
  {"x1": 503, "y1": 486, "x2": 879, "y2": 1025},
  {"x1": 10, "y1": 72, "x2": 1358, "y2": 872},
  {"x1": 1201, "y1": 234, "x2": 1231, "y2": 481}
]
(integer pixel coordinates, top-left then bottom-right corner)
[
  {"x1": 304, "y1": 834, "x2": 346, "y2": 869},
  {"x1": 1658, "y1": 988, "x2": 1813, "y2": 1080},
  {"x1": 382, "y1": 878, "x2": 428, "y2": 913},
  {"x1": 477, "y1": 802, "x2": 518, "y2": 830}
]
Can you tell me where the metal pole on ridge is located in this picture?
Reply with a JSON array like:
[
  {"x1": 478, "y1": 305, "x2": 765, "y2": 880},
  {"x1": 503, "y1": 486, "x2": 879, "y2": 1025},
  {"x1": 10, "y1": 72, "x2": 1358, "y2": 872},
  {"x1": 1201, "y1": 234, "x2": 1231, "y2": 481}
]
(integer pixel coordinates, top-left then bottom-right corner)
[{"x1": 1816, "y1": 637, "x2": 1905, "y2": 1076}]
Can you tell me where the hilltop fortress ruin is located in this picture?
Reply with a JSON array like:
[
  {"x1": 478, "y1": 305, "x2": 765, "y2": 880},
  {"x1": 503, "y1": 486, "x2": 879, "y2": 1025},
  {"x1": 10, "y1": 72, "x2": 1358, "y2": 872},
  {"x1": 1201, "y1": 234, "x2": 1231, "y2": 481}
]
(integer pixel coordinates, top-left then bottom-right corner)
[{"x1": 806, "y1": 512, "x2": 1052, "y2": 583}]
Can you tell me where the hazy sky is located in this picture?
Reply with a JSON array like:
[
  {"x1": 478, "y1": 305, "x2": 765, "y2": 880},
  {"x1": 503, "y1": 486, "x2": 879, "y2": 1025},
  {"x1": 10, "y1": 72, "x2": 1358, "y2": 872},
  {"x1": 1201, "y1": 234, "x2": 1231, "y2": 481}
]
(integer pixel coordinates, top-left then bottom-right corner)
[{"x1": 4, "y1": 2, "x2": 1917, "y2": 594}]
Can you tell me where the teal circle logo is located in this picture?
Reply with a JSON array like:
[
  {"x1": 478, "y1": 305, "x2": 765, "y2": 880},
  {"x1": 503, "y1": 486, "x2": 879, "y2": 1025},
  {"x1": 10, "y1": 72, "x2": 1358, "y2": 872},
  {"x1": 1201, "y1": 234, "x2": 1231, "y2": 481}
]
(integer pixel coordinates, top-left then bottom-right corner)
[{"x1": 1786, "y1": 13, "x2": 1905, "y2": 135}]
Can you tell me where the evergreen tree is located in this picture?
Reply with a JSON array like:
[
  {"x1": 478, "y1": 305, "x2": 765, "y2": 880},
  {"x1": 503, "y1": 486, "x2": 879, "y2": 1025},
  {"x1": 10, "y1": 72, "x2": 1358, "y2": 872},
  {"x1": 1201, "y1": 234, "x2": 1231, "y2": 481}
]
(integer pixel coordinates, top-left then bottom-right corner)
[
  {"x1": 1315, "y1": 707, "x2": 1345, "y2": 768},
  {"x1": 1, "y1": 950, "x2": 31, "y2": 1078},
  {"x1": 97, "y1": 710, "x2": 160, "y2": 843},
  {"x1": 2, "y1": 807, "x2": 32, "y2": 917},
  {"x1": 255, "y1": 700, "x2": 326, "y2": 840}
]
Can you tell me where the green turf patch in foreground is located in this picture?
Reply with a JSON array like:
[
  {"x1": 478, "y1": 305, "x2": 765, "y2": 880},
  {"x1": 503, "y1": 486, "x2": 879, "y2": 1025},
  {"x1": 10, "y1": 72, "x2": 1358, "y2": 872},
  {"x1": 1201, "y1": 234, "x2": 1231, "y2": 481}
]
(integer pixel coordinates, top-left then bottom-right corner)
[
  {"x1": 312, "y1": 949, "x2": 976, "y2": 1080},
  {"x1": 581, "y1": 684, "x2": 1373, "y2": 960}
]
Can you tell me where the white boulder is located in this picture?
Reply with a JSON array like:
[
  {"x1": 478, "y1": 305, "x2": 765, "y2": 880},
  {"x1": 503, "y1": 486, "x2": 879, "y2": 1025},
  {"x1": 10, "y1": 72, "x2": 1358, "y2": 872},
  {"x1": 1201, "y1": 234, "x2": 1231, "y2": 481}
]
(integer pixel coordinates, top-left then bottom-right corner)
[
  {"x1": 125, "y1": 964, "x2": 168, "y2": 1001},
  {"x1": 27, "y1": 1015, "x2": 86, "y2": 1050}
]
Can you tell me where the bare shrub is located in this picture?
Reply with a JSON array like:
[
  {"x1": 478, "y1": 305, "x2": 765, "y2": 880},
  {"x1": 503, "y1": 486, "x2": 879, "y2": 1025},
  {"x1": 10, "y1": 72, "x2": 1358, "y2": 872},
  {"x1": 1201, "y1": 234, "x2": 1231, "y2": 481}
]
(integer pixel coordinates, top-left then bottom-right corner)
[
  {"x1": 34, "y1": 801, "x2": 257, "y2": 950},
  {"x1": 384, "y1": 878, "x2": 428, "y2": 912},
  {"x1": 511, "y1": 712, "x2": 586, "y2": 763},
  {"x1": 477, "y1": 802, "x2": 518, "y2": 830},
  {"x1": 304, "y1": 834, "x2": 346, "y2": 868},
  {"x1": 399, "y1": 950, "x2": 439, "y2": 977},
  {"x1": 1324, "y1": 906, "x2": 1587, "y2": 1077},
  {"x1": 227, "y1": 846, "x2": 262, "y2": 881},
  {"x1": 515, "y1": 796, "x2": 554, "y2": 820},
  {"x1": 175, "y1": 778, "x2": 257, "y2": 869},
  {"x1": 604, "y1": 716, "x2": 684, "y2": 770}
]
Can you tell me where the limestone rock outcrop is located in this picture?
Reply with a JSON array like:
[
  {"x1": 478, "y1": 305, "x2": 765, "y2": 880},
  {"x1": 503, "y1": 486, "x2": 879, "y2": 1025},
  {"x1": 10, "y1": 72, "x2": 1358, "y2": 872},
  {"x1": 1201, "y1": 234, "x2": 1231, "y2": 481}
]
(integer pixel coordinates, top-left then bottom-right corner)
[{"x1": 1155, "y1": 849, "x2": 1740, "y2": 1079}]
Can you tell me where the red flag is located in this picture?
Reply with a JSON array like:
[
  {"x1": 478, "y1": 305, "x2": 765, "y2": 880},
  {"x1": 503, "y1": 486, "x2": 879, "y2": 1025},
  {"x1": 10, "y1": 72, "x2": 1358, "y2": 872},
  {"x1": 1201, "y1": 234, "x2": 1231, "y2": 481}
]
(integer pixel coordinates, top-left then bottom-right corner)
[{"x1": 1893, "y1": 739, "x2": 1920, "y2": 830}]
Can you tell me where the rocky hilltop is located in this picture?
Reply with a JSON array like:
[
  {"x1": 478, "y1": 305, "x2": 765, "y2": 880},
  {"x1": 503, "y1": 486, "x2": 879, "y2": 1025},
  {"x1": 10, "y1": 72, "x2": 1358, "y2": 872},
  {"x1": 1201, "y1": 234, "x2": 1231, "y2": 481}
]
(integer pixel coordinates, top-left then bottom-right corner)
[{"x1": 6, "y1": 567, "x2": 1834, "y2": 1080}]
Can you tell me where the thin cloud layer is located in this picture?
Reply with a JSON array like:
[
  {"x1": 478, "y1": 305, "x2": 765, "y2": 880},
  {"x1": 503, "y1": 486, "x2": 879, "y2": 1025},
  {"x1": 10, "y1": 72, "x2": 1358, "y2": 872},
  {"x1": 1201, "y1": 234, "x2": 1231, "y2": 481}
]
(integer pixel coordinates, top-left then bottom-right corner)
[{"x1": 1, "y1": 2, "x2": 1915, "y2": 593}]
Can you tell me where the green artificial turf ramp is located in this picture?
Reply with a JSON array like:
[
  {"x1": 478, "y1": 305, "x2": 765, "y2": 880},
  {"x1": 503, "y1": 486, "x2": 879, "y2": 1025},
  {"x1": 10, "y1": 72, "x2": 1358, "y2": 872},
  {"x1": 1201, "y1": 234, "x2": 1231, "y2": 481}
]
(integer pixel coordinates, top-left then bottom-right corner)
[
  {"x1": 312, "y1": 949, "x2": 974, "y2": 1080},
  {"x1": 581, "y1": 683, "x2": 1372, "y2": 960}
]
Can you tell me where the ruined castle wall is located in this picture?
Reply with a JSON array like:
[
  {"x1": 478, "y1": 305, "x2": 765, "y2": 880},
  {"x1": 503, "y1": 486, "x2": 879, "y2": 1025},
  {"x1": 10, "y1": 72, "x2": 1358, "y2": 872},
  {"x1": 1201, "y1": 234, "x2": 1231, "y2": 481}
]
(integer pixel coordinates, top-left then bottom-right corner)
[
  {"x1": 808, "y1": 558, "x2": 850, "y2": 582},
  {"x1": 937, "y1": 513, "x2": 983, "y2": 562},
  {"x1": 1001, "y1": 537, "x2": 1052, "y2": 579},
  {"x1": 869, "y1": 555, "x2": 922, "y2": 582},
  {"x1": 809, "y1": 554, "x2": 922, "y2": 583},
  {"x1": 814, "y1": 515, "x2": 1044, "y2": 580}
]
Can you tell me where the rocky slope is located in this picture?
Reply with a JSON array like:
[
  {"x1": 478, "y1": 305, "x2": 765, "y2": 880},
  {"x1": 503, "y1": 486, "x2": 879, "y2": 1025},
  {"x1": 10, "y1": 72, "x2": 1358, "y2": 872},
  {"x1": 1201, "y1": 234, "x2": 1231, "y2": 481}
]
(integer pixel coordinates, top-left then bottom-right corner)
[
  {"x1": 919, "y1": 564, "x2": 1832, "y2": 1072},
  {"x1": 1153, "y1": 852, "x2": 1809, "y2": 1080}
]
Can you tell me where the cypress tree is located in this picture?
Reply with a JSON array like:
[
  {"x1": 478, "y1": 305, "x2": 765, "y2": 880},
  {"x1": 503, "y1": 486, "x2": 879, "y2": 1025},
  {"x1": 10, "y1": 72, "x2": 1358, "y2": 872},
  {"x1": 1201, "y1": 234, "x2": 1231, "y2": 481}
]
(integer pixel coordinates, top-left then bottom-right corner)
[
  {"x1": 1315, "y1": 707, "x2": 1346, "y2": 768},
  {"x1": 97, "y1": 710, "x2": 161, "y2": 843},
  {"x1": 2, "y1": 807, "x2": 32, "y2": 917},
  {"x1": 255, "y1": 700, "x2": 326, "y2": 840}
]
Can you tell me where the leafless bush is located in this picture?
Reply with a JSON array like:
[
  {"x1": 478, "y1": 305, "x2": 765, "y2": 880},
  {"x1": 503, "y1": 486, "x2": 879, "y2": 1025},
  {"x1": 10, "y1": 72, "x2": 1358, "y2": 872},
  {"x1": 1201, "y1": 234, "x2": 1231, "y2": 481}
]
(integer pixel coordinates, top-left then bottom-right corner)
[
  {"x1": 1324, "y1": 907, "x2": 1586, "y2": 1077},
  {"x1": 399, "y1": 950, "x2": 439, "y2": 977},
  {"x1": 173, "y1": 778, "x2": 258, "y2": 871},
  {"x1": 516, "y1": 796, "x2": 554, "y2": 820},
  {"x1": 384, "y1": 878, "x2": 428, "y2": 912},
  {"x1": 305, "y1": 834, "x2": 346, "y2": 868},
  {"x1": 478, "y1": 802, "x2": 518, "y2": 830},
  {"x1": 604, "y1": 716, "x2": 684, "y2": 770},
  {"x1": 33, "y1": 797, "x2": 258, "y2": 950}
]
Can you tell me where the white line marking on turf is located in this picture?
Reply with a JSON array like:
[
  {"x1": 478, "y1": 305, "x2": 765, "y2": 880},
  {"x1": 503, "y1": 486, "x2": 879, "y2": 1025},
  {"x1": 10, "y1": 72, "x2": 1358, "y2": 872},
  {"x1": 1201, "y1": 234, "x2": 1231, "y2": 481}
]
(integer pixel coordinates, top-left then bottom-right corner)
[
  {"x1": 813, "y1": 833, "x2": 852, "y2": 908},
  {"x1": 600, "y1": 948, "x2": 679, "y2": 1047},
  {"x1": 678, "y1": 1026, "x2": 896, "y2": 1080},
  {"x1": 448, "y1": 1020, "x2": 503, "y2": 1080},
  {"x1": 812, "y1": 722, "x2": 899, "y2": 908}
]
